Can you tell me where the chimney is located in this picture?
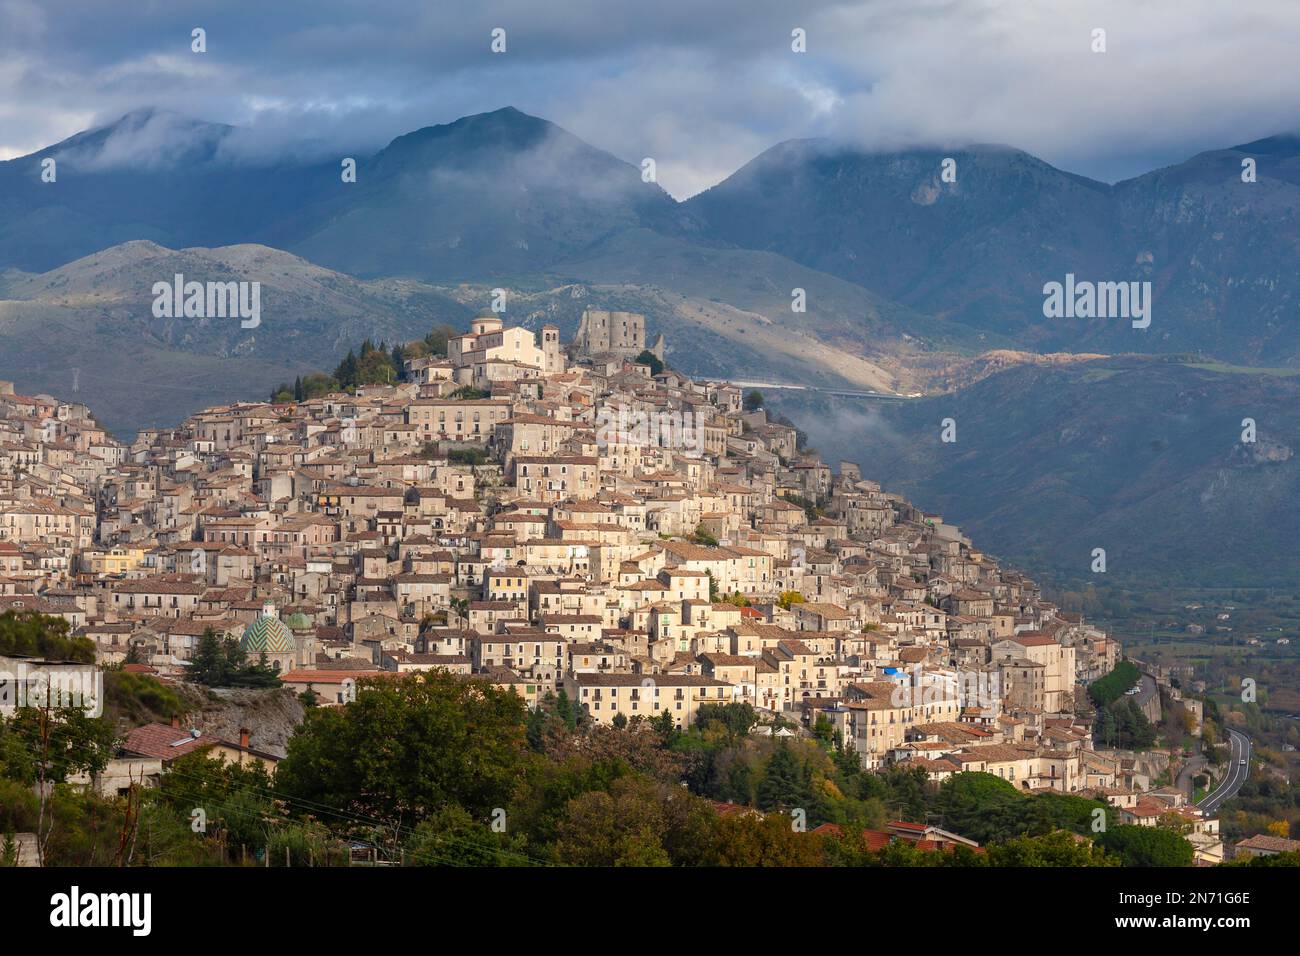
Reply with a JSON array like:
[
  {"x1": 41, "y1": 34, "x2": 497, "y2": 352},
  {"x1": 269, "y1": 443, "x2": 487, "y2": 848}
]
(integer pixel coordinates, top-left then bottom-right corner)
[
  {"x1": 170, "y1": 713, "x2": 180, "y2": 729},
  {"x1": 239, "y1": 727, "x2": 251, "y2": 750}
]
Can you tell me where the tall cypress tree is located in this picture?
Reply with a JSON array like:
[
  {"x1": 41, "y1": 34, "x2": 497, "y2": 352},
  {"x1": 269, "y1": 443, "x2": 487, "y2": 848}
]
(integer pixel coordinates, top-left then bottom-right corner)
[
  {"x1": 757, "y1": 743, "x2": 812, "y2": 811},
  {"x1": 187, "y1": 628, "x2": 228, "y2": 685},
  {"x1": 336, "y1": 350, "x2": 359, "y2": 388}
]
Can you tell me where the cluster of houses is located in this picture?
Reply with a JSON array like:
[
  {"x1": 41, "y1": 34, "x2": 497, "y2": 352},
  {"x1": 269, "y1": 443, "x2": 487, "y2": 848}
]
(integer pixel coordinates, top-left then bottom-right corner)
[{"x1": 0, "y1": 307, "x2": 1275, "y2": 864}]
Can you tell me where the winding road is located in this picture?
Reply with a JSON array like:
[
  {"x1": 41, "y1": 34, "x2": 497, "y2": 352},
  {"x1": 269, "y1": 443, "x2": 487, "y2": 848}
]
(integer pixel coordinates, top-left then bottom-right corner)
[{"x1": 1197, "y1": 729, "x2": 1252, "y2": 815}]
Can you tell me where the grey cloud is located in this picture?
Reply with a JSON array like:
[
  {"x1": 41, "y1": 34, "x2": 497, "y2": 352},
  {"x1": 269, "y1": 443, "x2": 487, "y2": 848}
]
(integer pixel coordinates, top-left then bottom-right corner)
[{"x1": 1, "y1": 0, "x2": 1298, "y2": 197}]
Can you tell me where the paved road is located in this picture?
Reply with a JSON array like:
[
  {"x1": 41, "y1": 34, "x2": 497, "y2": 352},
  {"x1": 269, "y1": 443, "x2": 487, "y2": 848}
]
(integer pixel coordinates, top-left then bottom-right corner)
[
  {"x1": 1198, "y1": 729, "x2": 1252, "y2": 815},
  {"x1": 728, "y1": 380, "x2": 912, "y2": 402},
  {"x1": 1133, "y1": 674, "x2": 1158, "y2": 712}
]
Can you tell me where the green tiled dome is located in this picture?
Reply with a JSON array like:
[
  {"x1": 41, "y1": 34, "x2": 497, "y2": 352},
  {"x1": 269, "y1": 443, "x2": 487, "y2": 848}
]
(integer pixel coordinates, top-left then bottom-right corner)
[
  {"x1": 241, "y1": 613, "x2": 295, "y2": 655},
  {"x1": 283, "y1": 612, "x2": 312, "y2": 631}
]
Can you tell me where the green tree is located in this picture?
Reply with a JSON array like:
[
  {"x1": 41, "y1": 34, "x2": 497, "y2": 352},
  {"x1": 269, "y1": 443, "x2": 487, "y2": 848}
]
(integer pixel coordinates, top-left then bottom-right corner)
[
  {"x1": 186, "y1": 629, "x2": 280, "y2": 688},
  {"x1": 553, "y1": 688, "x2": 578, "y2": 732},
  {"x1": 157, "y1": 749, "x2": 279, "y2": 851},
  {"x1": 1096, "y1": 699, "x2": 1157, "y2": 750},
  {"x1": 424, "y1": 324, "x2": 458, "y2": 357},
  {"x1": 812, "y1": 715, "x2": 835, "y2": 744},
  {"x1": 186, "y1": 629, "x2": 229, "y2": 685},
  {"x1": 103, "y1": 670, "x2": 188, "y2": 725},
  {"x1": 983, "y1": 830, "x2": 1119, "y2": 867},
  {"x1": 934, "y1": 772, "x2": 1022, "y2": 843},
  {"x1": 1019, "y1": 792, "x2": 1116, "y2": 838},
  {"x1": 405, "y1": 805, "x2": 522, "y2": 866},
  {"x1": 691, "y1": 525, "x2": 719, "y2": 547},
  {"x1": 634, "y1": 350, "x2": 664, "y2": 376},
  {"x1": 449, "y1": 385, "x2": 490, "y2": 400},
  {"x1": 1224, "y1": 850, "x2": 1300, "y2": 867},
  {"x1": 0, "y1": 611, "x2": 94, "y2": 662},
  {"x1": 277, "y1": 672, "x2": 529, "y2": 827},
  {"x1": 650, "y1": 709, "x2": 677, "y2": 743},
  {"x1": 1088, "y1": 661, "x2": 1142, "y2": 707},
  {"x1": 300, "y1": 372, "x2": 339, "y2": 399},
  {"x1": 756, "y1": 743, "x2": 812, "y2": 811},
  {"x1": 335, "y1": 350, "x2": 359, "y2": 388},
  {"x1": 1, "y1": 706, "x2": 117, "y2": 786},
  {"x1": 1097, "y1": 824, "x2": 1194, "y2": 866},
  {"x1": 694, "y1": 703, "x2": 758, "y2": 740},
  {"x1": 553, "y1": 776, "x2": 715, "y2": 867},
  {"x1": 704, "y1": 811, "x2": 825, "y2": 866}
]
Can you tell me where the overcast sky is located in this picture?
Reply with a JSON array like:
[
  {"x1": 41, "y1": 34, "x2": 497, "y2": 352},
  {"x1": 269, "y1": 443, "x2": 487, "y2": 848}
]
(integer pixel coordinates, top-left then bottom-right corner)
[{"x1": 2, "y1": 0, "x2": 1298, "y2": 199}]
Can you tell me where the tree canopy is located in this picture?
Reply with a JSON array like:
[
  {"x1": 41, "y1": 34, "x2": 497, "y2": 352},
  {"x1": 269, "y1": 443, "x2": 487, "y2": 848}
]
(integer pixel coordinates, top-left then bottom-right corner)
[
  {"x1": 276, "y1": 672, "x2": 530, "y2": 825},
  {"x1": 0, "y1": 611, "x2": 95, "y2": 663},
  {"x1": 185, "y1": 628, "x2": 281, "y2": 688}
]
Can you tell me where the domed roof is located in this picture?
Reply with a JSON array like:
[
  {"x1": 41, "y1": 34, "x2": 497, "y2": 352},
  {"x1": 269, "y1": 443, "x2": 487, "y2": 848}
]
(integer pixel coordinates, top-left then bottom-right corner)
[
  {"x1": 241, "y1": 613, "x2": 295, "y2": 655},
  {"x1": 283, "y1": 612, "x2": 312, "y2": 632}
]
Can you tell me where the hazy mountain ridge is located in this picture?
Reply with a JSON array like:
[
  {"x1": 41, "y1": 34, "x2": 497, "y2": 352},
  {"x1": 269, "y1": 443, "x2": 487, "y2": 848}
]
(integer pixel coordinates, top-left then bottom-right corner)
[
  {"x1": 686, "y1": 140, "x2": 1123, "y2": 331},
  {"x1": 778, "y1": 358, "x2": 1300, "y2": 587},
  {"x1": 0, "y1": 238, "x2": 930, "y2": 434},
  {"x1": 0, "y1": 241, "x2": 475, "y2": 434},
  {"x1": 0, "y1": 107, "x2": 682, "y2": 283},
  {"x1": 686, "y1": 135, "x2": 1300, "y2": 363},
  {"x1": 6, "y1": 106, "x2": 1300, "y2": 366}
]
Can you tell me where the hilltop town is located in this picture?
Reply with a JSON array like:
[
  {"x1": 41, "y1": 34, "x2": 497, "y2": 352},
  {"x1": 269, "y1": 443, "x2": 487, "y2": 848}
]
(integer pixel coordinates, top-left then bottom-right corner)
[{"x1": 0, "y1": 308, "x2": 1258, "y2": 865}]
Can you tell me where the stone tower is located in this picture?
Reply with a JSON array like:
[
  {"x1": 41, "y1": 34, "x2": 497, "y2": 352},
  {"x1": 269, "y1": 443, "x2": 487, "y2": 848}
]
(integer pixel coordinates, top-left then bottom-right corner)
[
  {"x1": 541, "y1": 324, "x2": 564, "y2": 373},
  {"x1": 574, "y1": 308, "x2": 647, "y2": 359}
]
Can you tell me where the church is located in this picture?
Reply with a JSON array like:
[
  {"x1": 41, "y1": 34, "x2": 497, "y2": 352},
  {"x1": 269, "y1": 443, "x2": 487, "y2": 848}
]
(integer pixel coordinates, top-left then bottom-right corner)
[{"x1": 239, "y1": 602, "x2": 316, "y2": 673}]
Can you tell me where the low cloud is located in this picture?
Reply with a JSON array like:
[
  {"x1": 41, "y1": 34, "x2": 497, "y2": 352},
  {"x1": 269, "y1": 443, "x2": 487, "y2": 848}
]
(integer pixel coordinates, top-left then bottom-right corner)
[{"x1": 2, "y1": 0, "x2": 1298, "y2": 196}]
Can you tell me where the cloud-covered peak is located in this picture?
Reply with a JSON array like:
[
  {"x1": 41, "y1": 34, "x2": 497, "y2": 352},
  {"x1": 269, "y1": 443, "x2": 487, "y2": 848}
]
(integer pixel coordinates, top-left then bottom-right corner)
[{"x1": 3, "y1": 1, "x2": 1299, "y2": 196}]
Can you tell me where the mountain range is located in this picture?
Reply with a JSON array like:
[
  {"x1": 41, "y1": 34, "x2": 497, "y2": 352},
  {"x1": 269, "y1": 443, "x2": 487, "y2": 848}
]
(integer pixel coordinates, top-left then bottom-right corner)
[
  {"x1": 2, "y1": 104, "x2": 1298, "y2": 590},
  {"x1": 5, "y1": 106, "x2": 1300, "y2": 363},
  {"x1": 689, "y1": 134, "x2": 1300, "y2": 362}
]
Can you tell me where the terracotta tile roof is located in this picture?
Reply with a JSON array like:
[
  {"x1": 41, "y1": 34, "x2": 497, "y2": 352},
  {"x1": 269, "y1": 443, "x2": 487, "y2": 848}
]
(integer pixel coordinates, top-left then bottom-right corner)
[{"x1": 122, "y1": 722, "x2": 210, "y2": 760}]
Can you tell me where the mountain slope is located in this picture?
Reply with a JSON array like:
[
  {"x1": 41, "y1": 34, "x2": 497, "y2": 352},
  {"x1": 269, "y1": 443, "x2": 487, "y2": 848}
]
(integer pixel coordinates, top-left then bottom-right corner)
[
  {"x1": 776, "y1": 357, "x2": 1300, "y2": 587},
  {"x1": 0, "y1": 107, "x2": 683, "y2": 282},
  {"x1": 0, "y1": 237, "x2": 974, "y2": 436},
  {"x1": 0, "y1": 241, "x2": 473, "y2": 434},
  {"x1": 686, "y1": 140, "x2": 1124, "y2": 340},
  {"x1": 285, "y1": 107, "x2": 684, "y2": 280},
  {"x1": 1110, "y1": 135, "x2": 1300, "y2": 362},
  {"x1": 0, "y1": 109, "x2": 340, "y2": 272},
  {"x1": 687, "y1": 135, "x2": 1300, "y2": 363}
]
